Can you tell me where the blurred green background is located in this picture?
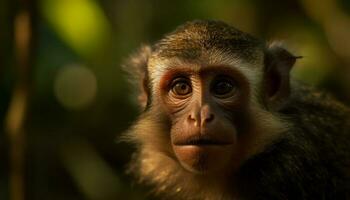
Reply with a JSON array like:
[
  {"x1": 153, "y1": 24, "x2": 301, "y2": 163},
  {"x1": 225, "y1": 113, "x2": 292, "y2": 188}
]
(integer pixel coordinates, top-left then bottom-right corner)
[{"x1": 1, "y1": 0, "x2": 350, "y2": 200}]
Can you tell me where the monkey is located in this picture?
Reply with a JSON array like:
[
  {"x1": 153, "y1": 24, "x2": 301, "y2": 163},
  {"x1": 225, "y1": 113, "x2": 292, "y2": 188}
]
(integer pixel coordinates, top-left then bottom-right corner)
[{"x1": 122, "y1": 20, "x2": 350, "y2": 200}]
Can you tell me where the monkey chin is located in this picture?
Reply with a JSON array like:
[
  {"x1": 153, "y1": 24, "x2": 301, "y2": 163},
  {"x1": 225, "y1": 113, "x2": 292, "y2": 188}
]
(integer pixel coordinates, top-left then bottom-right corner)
[{"x1": 172, "y1": 144, "x2": 234, "y2": 174}]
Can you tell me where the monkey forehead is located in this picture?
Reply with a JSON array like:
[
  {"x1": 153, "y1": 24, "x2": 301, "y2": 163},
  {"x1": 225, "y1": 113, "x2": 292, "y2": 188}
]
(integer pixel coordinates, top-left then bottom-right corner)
[{"x1": 153, "y1": 20, "x2": 264, "y2": 62}]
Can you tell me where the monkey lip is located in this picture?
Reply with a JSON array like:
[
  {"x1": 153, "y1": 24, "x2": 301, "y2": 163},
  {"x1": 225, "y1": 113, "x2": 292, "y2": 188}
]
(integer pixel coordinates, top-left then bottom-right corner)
[{"x1": 173, "y1": 135, "x2": 233, "y2": 146}]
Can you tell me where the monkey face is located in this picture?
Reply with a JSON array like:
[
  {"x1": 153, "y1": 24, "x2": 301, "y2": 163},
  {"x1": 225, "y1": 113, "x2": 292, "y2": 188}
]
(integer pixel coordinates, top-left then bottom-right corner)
[
  {"x1": 123, "y1": 20, "x2": 307, "y2": 199},
  {"x1": 157, "y1": 65, "x2": 252, "y2": 174}
]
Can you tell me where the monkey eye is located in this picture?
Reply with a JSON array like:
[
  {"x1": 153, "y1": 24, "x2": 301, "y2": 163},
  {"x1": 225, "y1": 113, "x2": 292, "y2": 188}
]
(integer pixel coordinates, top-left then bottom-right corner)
[
  {"x1": 171, "y1": 78, "x2": 192, "y2": 96},
  {"x1": 211, "y1": 77, "x2": 236, "y2": 98}
]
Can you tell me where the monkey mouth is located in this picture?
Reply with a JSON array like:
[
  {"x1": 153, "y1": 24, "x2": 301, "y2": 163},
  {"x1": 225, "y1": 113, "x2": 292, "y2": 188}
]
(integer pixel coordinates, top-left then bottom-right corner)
[{"x1": 174, "y1": 135, "x2": 233, "y2": 146}]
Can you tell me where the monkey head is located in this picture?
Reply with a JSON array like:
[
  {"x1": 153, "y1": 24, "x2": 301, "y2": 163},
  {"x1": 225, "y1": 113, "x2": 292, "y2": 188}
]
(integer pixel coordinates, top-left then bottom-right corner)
[{"x1": 123, "y1": 20, "x2": 299, "y2": 198}]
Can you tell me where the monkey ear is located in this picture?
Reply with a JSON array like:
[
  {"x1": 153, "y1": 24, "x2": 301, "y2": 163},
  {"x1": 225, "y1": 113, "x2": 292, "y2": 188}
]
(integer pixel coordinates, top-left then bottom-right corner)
[
  {"x1": 123, "y1": 45, "x2": 152, "y2": 110},
  {"x1": 263, "y1": 43, "x2": 300, "y2": 111}
]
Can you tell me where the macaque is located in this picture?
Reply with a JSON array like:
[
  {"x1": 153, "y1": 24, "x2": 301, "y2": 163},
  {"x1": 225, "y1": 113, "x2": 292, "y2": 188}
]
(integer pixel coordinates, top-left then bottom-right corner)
[{"x1": 123, "y1": 20, "x2": 350, "y2": 200}]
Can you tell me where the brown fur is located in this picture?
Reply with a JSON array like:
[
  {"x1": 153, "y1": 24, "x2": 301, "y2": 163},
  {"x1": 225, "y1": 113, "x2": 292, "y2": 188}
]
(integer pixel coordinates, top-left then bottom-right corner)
[
  {"x1": 122, "y1": 20, "x2": 350, "y2": 200},
  {"x1": 124, "y1": 107, "x2": 289, "y2": 200}
]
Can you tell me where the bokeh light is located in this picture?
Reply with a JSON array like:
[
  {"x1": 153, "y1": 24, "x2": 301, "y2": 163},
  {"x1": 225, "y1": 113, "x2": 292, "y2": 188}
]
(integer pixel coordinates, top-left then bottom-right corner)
[
  {"x1": 40, "y1": 0, "x2": 111, "y2": 57},
  {"x1": 54, "y1": 64, "x2": 97, "y2": 110}
]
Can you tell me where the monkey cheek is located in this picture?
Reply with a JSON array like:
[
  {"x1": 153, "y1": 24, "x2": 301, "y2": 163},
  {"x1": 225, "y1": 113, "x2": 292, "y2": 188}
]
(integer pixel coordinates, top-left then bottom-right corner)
[{"x1": 173, "y1": 145, "x2": 234, "y2": 174}]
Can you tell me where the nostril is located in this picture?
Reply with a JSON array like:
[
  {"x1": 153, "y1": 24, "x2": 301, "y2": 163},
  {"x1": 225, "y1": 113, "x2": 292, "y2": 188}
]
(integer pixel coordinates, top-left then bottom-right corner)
[
  {"x1": 188, "y1": 112, "x2": 200, "y2": 127},
  {"x1": 202, "y1": 114, "x2": 214, "y2": 127},
  {"x1": 206, "y1": 114, "x2": 214, "y2": 122},
  {"x1": 188, "y1": 114, "x2": 195, "y2": 121}
]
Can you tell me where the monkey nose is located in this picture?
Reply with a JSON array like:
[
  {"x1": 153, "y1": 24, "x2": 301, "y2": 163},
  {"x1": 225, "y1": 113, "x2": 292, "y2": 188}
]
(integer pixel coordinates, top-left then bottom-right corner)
[{"x1": 188, "y1": 105, "x2": 214, "y2": 127}]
